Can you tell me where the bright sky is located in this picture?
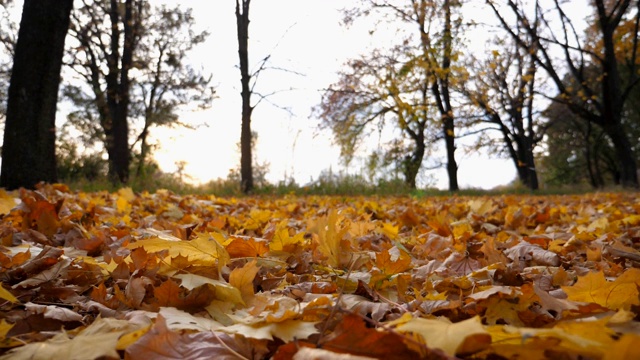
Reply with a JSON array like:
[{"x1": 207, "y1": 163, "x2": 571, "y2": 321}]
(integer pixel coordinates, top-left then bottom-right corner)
[{"x1": 137, "y1": 1, "x2": 517, "y2": 189}]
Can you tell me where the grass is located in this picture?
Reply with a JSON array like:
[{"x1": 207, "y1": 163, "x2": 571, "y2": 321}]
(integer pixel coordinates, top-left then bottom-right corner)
[{"x1": 59, "y1": 170, "x2": 630, "y2": 198}]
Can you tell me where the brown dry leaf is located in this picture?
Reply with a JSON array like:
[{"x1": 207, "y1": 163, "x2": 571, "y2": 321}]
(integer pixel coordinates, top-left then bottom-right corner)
[
  {"x1": 317, "y1": 314, "x2": 430, "y2": 360},
  {"x1": 152, "y1": 278, "x2": 216, "y2": 311},
  {"x1": 125, "y1": 314, "x2": 265, "y2": 360},
  {"x1": 504, "y1": 241, "x2": 560, "y2": 267}
]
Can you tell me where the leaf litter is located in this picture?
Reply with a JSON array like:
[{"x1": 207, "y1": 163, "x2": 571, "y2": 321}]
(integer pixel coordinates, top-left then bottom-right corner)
[{"x1": 0, "y1": 184, "x2": 638, "y2": 359}]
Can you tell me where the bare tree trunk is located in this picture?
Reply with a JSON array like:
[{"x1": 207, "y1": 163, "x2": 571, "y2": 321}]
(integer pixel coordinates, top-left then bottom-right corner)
[
  {"x1": 0, "y1": 0, "x2": 73, "y2": 190},
  {"x1": 108, "y1": 0, "x2": 138, "y2": 184},
  {"x1": 597, "y1": 1, "x2": 638, "y2": 187},
  {"x1": 403, "y1": 134, "x2": 425, "y2": 189},
  {"x1": 236, "y1": 0, "x2": 253, "y2": 193},
  {"x1": 435, "y1": 0, "x2": 458, "y2": 191}
]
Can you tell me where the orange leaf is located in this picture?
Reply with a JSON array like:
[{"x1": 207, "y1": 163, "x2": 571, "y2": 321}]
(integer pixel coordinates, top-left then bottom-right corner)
[
  {"x1": 376, "y1": 246, "x2": 411, "y2": 276},
  {"x1": 226, "y1": 237, "x2": 269, "y2": 258}
]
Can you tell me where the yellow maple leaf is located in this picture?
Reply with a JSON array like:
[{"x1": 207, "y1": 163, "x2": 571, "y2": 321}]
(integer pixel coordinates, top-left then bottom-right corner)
[
  {"x1": 377, "y1": 222, "x2": 398, "y2": 240},
  {"x1": 396, "y1": 316, "x2": 491, "y2": 356},
  {"x1": 562, "y1": 269, "x2": 640, "y2": 310},
  {"x1": 603, "y1": 334, "x2": 640, "y2": 360},
  {"x1": 116, "y1": 325, "x2": 151, "y2": 351},
  {"x1": 0, "y1": 190, "x2": 16, "y2": 215},
  {"x1": 0, "y1": 319, "x2": 14, "y2": 339},
  {"x1": 116, "y1": 187, "x2": 135, "y2": 214},
  {"x1": 0, "y1": 283, "x2": 18, "y2": 303},
  {"x1": 308, "y1": 209, "x2": 348, "y2": 268},
  {"x1": 229, "y1": 260, "x2": 260, "y2": 304},
  {"x1": 269, "y1": 221, "x2": 304, "y2": 251}
]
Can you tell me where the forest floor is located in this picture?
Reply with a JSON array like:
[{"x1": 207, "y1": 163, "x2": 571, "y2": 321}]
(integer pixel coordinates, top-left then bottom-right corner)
[{"x1": 0, "y1": 184, "x2": 638, "y2": 359}]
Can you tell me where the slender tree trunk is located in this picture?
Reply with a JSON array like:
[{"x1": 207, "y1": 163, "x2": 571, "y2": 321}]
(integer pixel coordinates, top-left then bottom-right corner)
[
  {"x1": 404, "y1": 134, "x2": 425, "y2": 189},
  {"x1": 236, "y1": 0, "x2": 253, "y2": 193},
  {"x1": 0, "y1": 0, "x2": 73, "y2": 190},
  {"x1": 522, "y1": 137, "x2": 539, "y2": 190},
  {"x1": 583, "y1": 120, "x2": 600, "y2": 188},
  {"x1": 603, "y1": 121, "x2": 636, "y2": 186},
  {"x1": 136, "y1": 128, "x2": 150, "y2": 177},
  {"x1": 438, "y1": 0, "x2": 458, "y2": 191},
  {"x1": 442, "y1": 114, "x2": 458, "y2": 191},
  {"x1": 110, "y1": 0, "x2": 137, "y2": 184}
]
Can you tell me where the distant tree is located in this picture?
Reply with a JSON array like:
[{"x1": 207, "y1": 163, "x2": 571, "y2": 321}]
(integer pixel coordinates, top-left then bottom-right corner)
[
  {"x1": 342, "y1": 0, "x2": 465, "y2": 191},
  {"x1": 317, "y1": 47, "x2": 438, "y2": 189},
  {"x1": 462, "y1": 37, "x2": 546, "y2": 190},
  {"x1": 536, "y1": 6, "x2": 640, "y2": 189},
  {"x1": 487, "y1": 0, "x2": 640, "y2": 188},
  {"x1": 65, "y1": 0, "x2": 143, "y2": 184},
  {"x1": 540, "y1": 98, "x2": 621, "y2": 187},
  {"x1": 64, "y1": 0, "x2": 213, "y2": 183},
  {"x1": 0, "y1": 0, "x2": 73, "y2": 189},
  {"x1": 540, "y1": 66, "x2": 640, "y2": 188},
  {"x1": 0, "y1": 0, "x2": 17, "y2": 123}
]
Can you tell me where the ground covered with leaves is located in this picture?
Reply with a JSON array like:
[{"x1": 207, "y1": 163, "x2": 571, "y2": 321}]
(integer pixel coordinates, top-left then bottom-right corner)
[{"x1": 0, "y1": 185, "x2": 638, "y2": 359}]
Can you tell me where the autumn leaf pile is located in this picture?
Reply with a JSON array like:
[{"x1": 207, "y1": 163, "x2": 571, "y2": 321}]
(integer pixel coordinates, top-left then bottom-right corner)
[{"x1": 0, "y1": 185, "x2": 639, "y2": 359}]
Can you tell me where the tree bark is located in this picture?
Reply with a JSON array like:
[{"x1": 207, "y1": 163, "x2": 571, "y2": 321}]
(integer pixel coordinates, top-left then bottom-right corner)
[
  {"x1": 403, "y1": 133, "x2": 425, "y2": 189},
  {"x1": 597, "y1": 0, "x2": 638, "y2": 187},
  {"x1": 435, "y1": 0, "x2": 459, "y2": 191},
  {"x1": 0, "y1": 0, "x2": 73, "y2": 190},
  {"x1": 236, "y1": 0, "x2": 253, "y2": 194}
]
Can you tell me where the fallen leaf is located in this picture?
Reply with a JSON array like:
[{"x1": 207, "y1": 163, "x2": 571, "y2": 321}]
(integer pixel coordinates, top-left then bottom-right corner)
[
  {"x1": 396, "y1": 315, "x2": 491, "y2": 356},
  {"x1": 125, "y1": 314, "x2": 265, "y2": 360},
  {"x1": 229, "y1": 259, "x2": 260, "y2": 304},
  {"x1": 562, "y1": 268, "x2": 640, "y2": 310},
  {"x1": 0, "y1": 283, "x2": 18, "y2": 303},
  {"x1": 0, "y1": 318, "x2": 123, "y2": 360},
  {"x1": 173, "y1": 273, "x2": 244, "y2": 305}
]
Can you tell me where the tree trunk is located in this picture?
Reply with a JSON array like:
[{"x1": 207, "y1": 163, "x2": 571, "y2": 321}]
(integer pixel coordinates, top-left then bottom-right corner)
[
  {"x1": 403, "y1": 135, "x2": 425, "y2": 190},
  {"x1": 522, "y1": 137, "x2": 539, "y2": 190},
  {"x1": 603, "y1": 121, "x2": 637, "y2": 187},
  {"x1": 438, "y1": 0, "x2": 458, "y2": 191},
  {"x1": 236, "y1": 0, "x2": 253, "y2": 194},
  {"x1": 108, "y1": 0, "x2": 137, "y2": 184},
  {"x1": 0, "y1": 0, "x2": 73, "y2": 190},
  {"x1": 597, "y1": 0, "x2": 638, "y2": 187}
]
